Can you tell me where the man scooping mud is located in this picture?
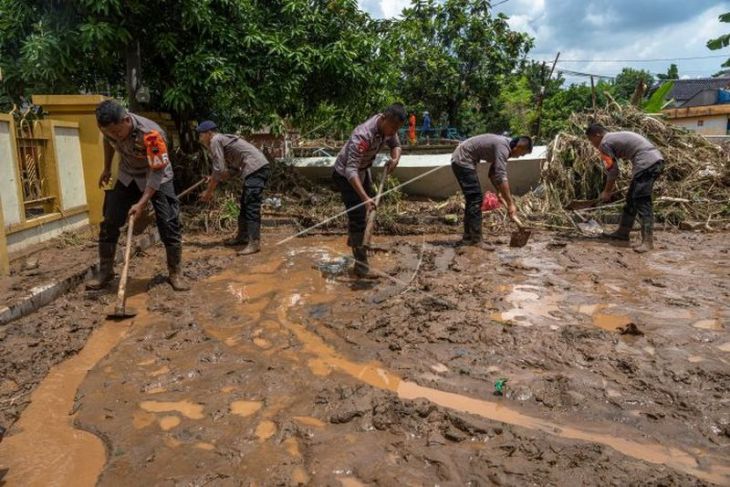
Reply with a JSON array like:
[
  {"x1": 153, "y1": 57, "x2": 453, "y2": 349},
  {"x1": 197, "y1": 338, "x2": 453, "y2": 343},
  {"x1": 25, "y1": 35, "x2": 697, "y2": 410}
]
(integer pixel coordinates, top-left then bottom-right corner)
[
  {"x1": 586, "y1": 124, "x2": 664, "y2": 253},
  {"x1": 332, "y1": 103, "x2": 406, "y2": 277},
  {"x1": 451, "y1": 134, "x2": 533, "y2": 245},
  {"x1": 88, "y1": 100, "x2": 189, "y2": 291},
  {"x1": 196, "y1": 121, "x2": 270, "y2": 256}
]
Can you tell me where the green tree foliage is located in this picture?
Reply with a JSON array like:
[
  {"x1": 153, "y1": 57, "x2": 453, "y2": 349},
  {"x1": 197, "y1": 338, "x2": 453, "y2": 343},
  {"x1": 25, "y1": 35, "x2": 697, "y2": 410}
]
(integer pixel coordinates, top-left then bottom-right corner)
[
  {"x1": 497, "y1": 76, "x2": 535, "y2": 135},
  {"x1": 657, "y1": 64, "x2": 679, "y2": 81},
  {"x1": 538, "y1": 80, "x2": 613, "y2": 140},
  {"x1": 0, "y1": 0, "x2": 391, "y2": 137},
  {"x1": 385, "y1": 0, "x2": 533, "y2": 133},
  {"x1": 707, "y1": 12, "x2": 730, "y2": 68},
  {"x1": 612, "y1": 67, "x2": 654, "y2": 102}
]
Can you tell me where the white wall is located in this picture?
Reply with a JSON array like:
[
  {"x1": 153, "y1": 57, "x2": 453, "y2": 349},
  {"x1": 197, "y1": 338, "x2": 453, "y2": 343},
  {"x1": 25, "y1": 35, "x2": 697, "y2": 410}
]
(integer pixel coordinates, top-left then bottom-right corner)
[
  {"x1": 671, "y1": 115, "x2": 728, "y2": 136},
  {"x1": 53, "y1": 126, "x2": 87, "y2": 210},
  {"x1": 0, "y1": 120, "x2": 22, "y2": 226},
  {"x1": 6, "y1": 211, "x2": 89, "y2": 255}
]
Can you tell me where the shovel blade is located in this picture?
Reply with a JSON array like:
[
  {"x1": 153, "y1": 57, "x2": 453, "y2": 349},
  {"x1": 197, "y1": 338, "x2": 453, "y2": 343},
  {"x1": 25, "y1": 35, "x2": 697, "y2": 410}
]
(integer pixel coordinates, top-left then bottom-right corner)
[
  {"x1": 577, "y1": 219, "x2": 604, "y2": 236},
  {"x1": 509, "y1": 229, "x2": 531, "y2": 248},
  {"x1": 107, "y1": 306, "x2": 138, "y2": 320}
]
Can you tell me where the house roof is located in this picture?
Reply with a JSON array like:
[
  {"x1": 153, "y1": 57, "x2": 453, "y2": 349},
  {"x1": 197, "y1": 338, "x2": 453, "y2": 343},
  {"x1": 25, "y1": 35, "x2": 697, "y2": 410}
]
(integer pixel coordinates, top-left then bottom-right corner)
[{"x1": 668, "y1": 78, "x2": 730, "y2": 104}]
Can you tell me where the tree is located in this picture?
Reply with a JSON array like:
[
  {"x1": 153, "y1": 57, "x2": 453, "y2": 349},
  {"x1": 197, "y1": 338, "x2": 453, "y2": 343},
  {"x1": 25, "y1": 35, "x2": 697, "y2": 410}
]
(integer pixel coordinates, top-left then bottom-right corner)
[
  {"x1": 0, "y1": 0, "x2": 392, "y2": 145},
  {"x1": 707, "y1": 12, "x2": 730, "y2": 68},
  {"x1": 385, "y1": 0, "x2": 533, "y2": 132},
  {"x1": 657, "y1": 64, "x2": 679, "y2": 81},
  {"x1": 612, "y1": 68, "x2": 654, "y2": 103},
  {"x1": 497, "y1": 76, "x2": 536, "y2": 135}
]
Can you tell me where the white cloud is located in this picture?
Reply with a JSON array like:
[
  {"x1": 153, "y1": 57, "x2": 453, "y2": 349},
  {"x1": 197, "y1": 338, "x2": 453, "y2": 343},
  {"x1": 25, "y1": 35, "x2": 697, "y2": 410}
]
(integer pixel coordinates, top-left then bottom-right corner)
[{"x1": 359, "y1": 0, "x2": 410, "y2": 18}]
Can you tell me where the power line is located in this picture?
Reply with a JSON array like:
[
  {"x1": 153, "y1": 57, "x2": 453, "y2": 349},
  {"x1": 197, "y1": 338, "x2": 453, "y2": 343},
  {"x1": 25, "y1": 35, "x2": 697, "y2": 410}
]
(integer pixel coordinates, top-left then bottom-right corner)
[
  {"x1": 532, "y1": 54, "x2": 728, "y2": 64},
  {"x1": 491, "y1": 0, "x2": 511, "y2": 7}
]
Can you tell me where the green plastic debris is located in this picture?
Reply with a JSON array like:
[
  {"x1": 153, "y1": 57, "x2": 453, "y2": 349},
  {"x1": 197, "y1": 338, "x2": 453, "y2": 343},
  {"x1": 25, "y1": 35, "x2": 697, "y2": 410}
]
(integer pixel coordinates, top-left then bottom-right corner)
[{"x1": 494, "y1": 378, "x2": 508, "y2": 396}]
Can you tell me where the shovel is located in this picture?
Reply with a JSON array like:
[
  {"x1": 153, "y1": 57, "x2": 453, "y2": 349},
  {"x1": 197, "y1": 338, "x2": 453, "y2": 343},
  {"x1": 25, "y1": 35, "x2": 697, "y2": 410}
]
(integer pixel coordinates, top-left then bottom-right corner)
[
  {"x1": 133, "y1": 178, "x2": 207, "y2": 235},
  {"x1": 497, "y1": 195, "x2": 531, "y2": 247},
  {"x1": 565, "y1": 200, "x2": 605, "y2": 236},
  {"x1": 107, "y1": 214, "x2": 137, "y2": 320},
  {"x1": 363, "y1": 167, "x2": 390, "y2": 254}
]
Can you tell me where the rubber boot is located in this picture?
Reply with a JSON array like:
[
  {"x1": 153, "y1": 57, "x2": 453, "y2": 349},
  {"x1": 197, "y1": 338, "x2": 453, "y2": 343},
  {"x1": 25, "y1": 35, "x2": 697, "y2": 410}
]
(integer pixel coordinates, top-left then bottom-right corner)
[
  {"x1": 166, "y1": 245, "x2": 190, "y2": 291},
  {"x1": 602, "y1": 226, "x2": 631, "y2": 241},
  {"x1": 237, "y1": 221, "x2": 261, "y2": 256},
  {"x1": 352, "y1": 246, "x2": 370, "y2": 278},
  {"x1": 459, "y1": 214, "x2": 482, "y2": 246},
  {"x1": 634, "y1": 222, "x2": 654, "y2": 253},
  {"x1": 86, "y1": 243, "x2": 116, "y2": 290},
  {"x1": 224, "y1": 228, "x2": 248, "y2": 247}
]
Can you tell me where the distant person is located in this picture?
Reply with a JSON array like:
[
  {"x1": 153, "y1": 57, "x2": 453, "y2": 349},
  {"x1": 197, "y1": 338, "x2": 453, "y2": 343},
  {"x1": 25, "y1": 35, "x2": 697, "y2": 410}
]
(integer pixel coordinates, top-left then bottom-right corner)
[
  {"x1": 422, "y1": 111, "x2": 432, "y2": 144},
  {"x1": 88, "y1": 100, "x2": 189, "y2": 291},
  {"x1": 451, "y1": 134, "x2": 533, "y2": 245},
  {"x1": 408, "y1": 112, "x2": 417, "y2": 145},
  {"x1": 586, "y1": 124, "x2": 664, "y2": 253},
  {"x1": 196, "y1": 121, "x2": 270, "y2": 256},
  {"x1": 332, "y1": 103, "x2": 406, "y2": 277},
  {"x1": 439, "y1": 112, "x2": 449, "y2": 138}
]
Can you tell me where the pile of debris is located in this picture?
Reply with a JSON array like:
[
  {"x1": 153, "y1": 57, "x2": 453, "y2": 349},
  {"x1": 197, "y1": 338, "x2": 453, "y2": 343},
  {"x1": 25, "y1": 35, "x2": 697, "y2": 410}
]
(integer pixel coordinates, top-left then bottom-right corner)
[{"x1": 521, "y1": 104, "x2": 730, "y2": 228}]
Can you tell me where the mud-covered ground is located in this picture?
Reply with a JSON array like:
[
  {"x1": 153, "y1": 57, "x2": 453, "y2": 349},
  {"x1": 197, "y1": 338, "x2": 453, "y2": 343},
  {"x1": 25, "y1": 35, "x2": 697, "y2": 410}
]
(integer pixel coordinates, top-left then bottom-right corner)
[{"x1": 1, "y1": 228, "x2": 729, "y2": 486}]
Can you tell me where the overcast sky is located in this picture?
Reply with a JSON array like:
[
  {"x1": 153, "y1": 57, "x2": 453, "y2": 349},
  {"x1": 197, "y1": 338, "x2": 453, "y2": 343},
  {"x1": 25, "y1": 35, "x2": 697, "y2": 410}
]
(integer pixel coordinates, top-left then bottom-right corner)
[{"x1": 359, "y1": 0, "x2": 730, "y2": 83}]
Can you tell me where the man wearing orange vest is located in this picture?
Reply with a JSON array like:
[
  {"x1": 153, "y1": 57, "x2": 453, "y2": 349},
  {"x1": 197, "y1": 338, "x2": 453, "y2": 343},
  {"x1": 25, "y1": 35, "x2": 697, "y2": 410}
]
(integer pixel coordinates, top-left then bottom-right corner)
[
  {"x1": 88, "y1": 100, "x2": 189, "y2": 291},
  {"x1": 586, "y1": 124, "x2": 664, "y2": 253}
]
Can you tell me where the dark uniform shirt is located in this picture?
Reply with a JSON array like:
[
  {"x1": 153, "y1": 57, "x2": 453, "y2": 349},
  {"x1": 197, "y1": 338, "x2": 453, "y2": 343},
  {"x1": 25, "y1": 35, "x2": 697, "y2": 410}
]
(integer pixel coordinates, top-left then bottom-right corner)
[
  {"x1": 334, "y1": 114, "x2": 401, "y2": 182},
  {"x1": 105, "y1": 113, "x2": 173, "y2": 191},
  {"x1": 599, "y1": 131, "x2": 664, "y2": 181},
  {"x1": 207, "y1": 134, "x2": 269, "y2": 182},
  {"x1": 451, "y1": 134, "x2": 511, "y2": 185}
]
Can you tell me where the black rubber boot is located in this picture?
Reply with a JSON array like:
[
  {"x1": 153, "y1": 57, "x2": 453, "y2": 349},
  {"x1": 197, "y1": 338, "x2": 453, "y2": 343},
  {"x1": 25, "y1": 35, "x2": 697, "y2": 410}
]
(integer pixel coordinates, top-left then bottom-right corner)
[
  {"x1": 224, "y1": 228, "x2": 248, "y2": 246},
  {"x1": 602, "y1": 226, "x2": 631, "y2": 241},
  {"x1": 237, "y1": 222, "x2": 261, "y2": 256},
  {"x1": 166, "y1": 245, "x2": 190, "y2": 291},
  {"x1": 86, "y1": 243, "x2": 116, "y2": 290},
  {"x1": 634, "y1": 222, "x2": 654, "y2": 253},
  {"x1": 352, "y1": 246, "x2": 370, "y2": 278}
]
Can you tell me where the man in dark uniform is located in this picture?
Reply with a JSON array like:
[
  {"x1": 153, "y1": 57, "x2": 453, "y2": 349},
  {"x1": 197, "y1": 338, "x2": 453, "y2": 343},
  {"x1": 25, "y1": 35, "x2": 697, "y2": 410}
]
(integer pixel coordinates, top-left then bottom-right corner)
[
  {"x1": 450, "y1": 134, "x2": 533, "y2": 245},
  {"x1": 332, "y1": 103, "x2": 406, "y2": 277},
  {"x1": 196, "y1": 121, "x2": 270, "y2": 255},
  {"x1": 87, "y1": 100, "x2": 189, "y2": 291},
  {"x1": 586, "y1": 123, "x2": 664, "y2": 253}
]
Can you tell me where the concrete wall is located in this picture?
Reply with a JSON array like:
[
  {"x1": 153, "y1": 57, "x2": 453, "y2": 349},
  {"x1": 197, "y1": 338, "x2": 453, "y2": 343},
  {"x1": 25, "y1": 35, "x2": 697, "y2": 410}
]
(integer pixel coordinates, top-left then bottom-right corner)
[
  {"x1": 0, "y1": 116, "x2": 23, "y2": 226},
  {"x1": 0, "y1": 113, "x2": 91, "y2": 257},
  {"x1": 5, "y1": 211, "x2": 89, "y2": 255},
  {"x1": 53, "y1": 124, "x2": 88, "y2": 211},
  {"x1": 671, "y1": 115, "x2": 728, "y2": 136}
]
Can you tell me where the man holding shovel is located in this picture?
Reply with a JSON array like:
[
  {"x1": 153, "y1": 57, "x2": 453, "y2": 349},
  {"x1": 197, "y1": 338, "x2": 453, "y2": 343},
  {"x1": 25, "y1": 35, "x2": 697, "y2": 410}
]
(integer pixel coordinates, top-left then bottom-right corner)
[
  {"x1": 87, "y1": 100, "x2": 189, "y2": 291},
  {"x1": 197, "y1": 121, "x2": 270, "y2": 255},
  {"x1": 332, "y1": 103, "x2": 406, "y2": 277},
  {"x1": 586, "y1": 124, "x2": 664, "y2": 253},
  {"x1": 451, "y1": 134, "x2": 533, "y2": 245}
]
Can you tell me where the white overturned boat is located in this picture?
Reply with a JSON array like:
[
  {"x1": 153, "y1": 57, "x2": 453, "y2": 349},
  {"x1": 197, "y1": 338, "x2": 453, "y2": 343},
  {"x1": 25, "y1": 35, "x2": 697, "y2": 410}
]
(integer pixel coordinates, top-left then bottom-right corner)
[{"x1": 289, "y1": 146, "x2": 547, "y2": 198}]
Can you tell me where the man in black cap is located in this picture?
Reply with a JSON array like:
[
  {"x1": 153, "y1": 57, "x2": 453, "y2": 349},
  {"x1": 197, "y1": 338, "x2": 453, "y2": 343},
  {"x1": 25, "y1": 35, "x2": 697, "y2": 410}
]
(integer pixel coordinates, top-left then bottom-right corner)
[
  {"x1": 197, "y1": 121, "x2": 270, "y2": 255},
  {"x1": 88, "y1": 99, "x2": 189, "y2": 291}
]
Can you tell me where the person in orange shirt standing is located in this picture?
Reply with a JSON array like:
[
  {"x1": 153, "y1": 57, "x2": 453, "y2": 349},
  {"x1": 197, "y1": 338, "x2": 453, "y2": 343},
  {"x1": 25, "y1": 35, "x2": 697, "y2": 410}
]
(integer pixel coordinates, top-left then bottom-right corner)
[{"x1": 408, "y1": 111, "x2": 417, "y2": 145}]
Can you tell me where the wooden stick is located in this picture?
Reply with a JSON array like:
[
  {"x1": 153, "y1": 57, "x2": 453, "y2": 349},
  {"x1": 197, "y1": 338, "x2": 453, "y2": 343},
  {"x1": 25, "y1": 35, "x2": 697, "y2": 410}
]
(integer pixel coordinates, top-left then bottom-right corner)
[
  {"x1": 115, "y1": 214, "x2": 135, "y2": 314},
  {"x1": 363, "y1": 168, "x2": 389, "y2": 247}
]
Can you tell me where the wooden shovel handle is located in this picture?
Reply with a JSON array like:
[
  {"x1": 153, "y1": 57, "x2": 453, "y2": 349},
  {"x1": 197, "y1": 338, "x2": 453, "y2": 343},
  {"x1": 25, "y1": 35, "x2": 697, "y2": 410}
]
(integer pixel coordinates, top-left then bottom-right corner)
[
  {"x1": 496, "y1": 194, "x2": 525, "y2": 230},
  {"x1": 115, "y1": 214, "x2": 135, "y2": 311},
  {"x1": 363, "y1": 168, "x2": 389, "y2": 247}
]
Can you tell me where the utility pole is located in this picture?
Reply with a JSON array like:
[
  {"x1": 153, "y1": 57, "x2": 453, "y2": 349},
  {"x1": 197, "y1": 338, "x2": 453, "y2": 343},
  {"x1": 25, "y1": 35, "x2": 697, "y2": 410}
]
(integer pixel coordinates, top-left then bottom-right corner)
[{"x1": 533, "y1": 51, "x2": 560, "y2": 140}]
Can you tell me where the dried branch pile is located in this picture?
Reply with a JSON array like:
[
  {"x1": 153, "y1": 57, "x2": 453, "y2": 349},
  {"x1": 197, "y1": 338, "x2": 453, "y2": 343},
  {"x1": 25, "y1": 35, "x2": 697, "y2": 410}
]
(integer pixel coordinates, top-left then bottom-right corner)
[{"x1": 521, "y1": 105, "x2": 730, "y2": 227}]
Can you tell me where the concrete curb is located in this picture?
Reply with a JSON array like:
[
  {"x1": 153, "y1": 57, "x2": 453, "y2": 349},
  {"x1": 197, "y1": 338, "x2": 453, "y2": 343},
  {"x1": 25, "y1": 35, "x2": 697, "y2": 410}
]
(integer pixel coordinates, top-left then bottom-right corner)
[{"x1": 0, "y1": 231, "x2": 160, "y2": 326}]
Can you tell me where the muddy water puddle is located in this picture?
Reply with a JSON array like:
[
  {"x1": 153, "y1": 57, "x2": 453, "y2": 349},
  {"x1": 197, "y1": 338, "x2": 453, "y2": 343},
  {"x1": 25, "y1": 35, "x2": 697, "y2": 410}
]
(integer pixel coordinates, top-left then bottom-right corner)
[
  {"x1": 192, "y1": 244, "x2": 730, "y2": 485},
  {"x1": 0, "y1": 294, "x2": 147, "y2": 487},
  {"x1": 4, "y1": 235, "x2": 730, "y2": 486}
]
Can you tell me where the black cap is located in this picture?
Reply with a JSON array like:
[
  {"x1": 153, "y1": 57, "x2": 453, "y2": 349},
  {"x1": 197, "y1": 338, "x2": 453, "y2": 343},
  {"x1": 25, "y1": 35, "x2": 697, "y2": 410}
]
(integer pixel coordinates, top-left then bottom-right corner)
[{"x1": 196, "y1": 120, "x2": 217, "y2": 133}]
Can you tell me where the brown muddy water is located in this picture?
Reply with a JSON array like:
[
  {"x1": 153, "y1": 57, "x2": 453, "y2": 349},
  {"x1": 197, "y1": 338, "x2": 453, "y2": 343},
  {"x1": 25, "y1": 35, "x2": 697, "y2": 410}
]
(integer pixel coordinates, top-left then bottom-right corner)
[{"x1": 1, "y1": 231, "x2": 729, "y2": 485}]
